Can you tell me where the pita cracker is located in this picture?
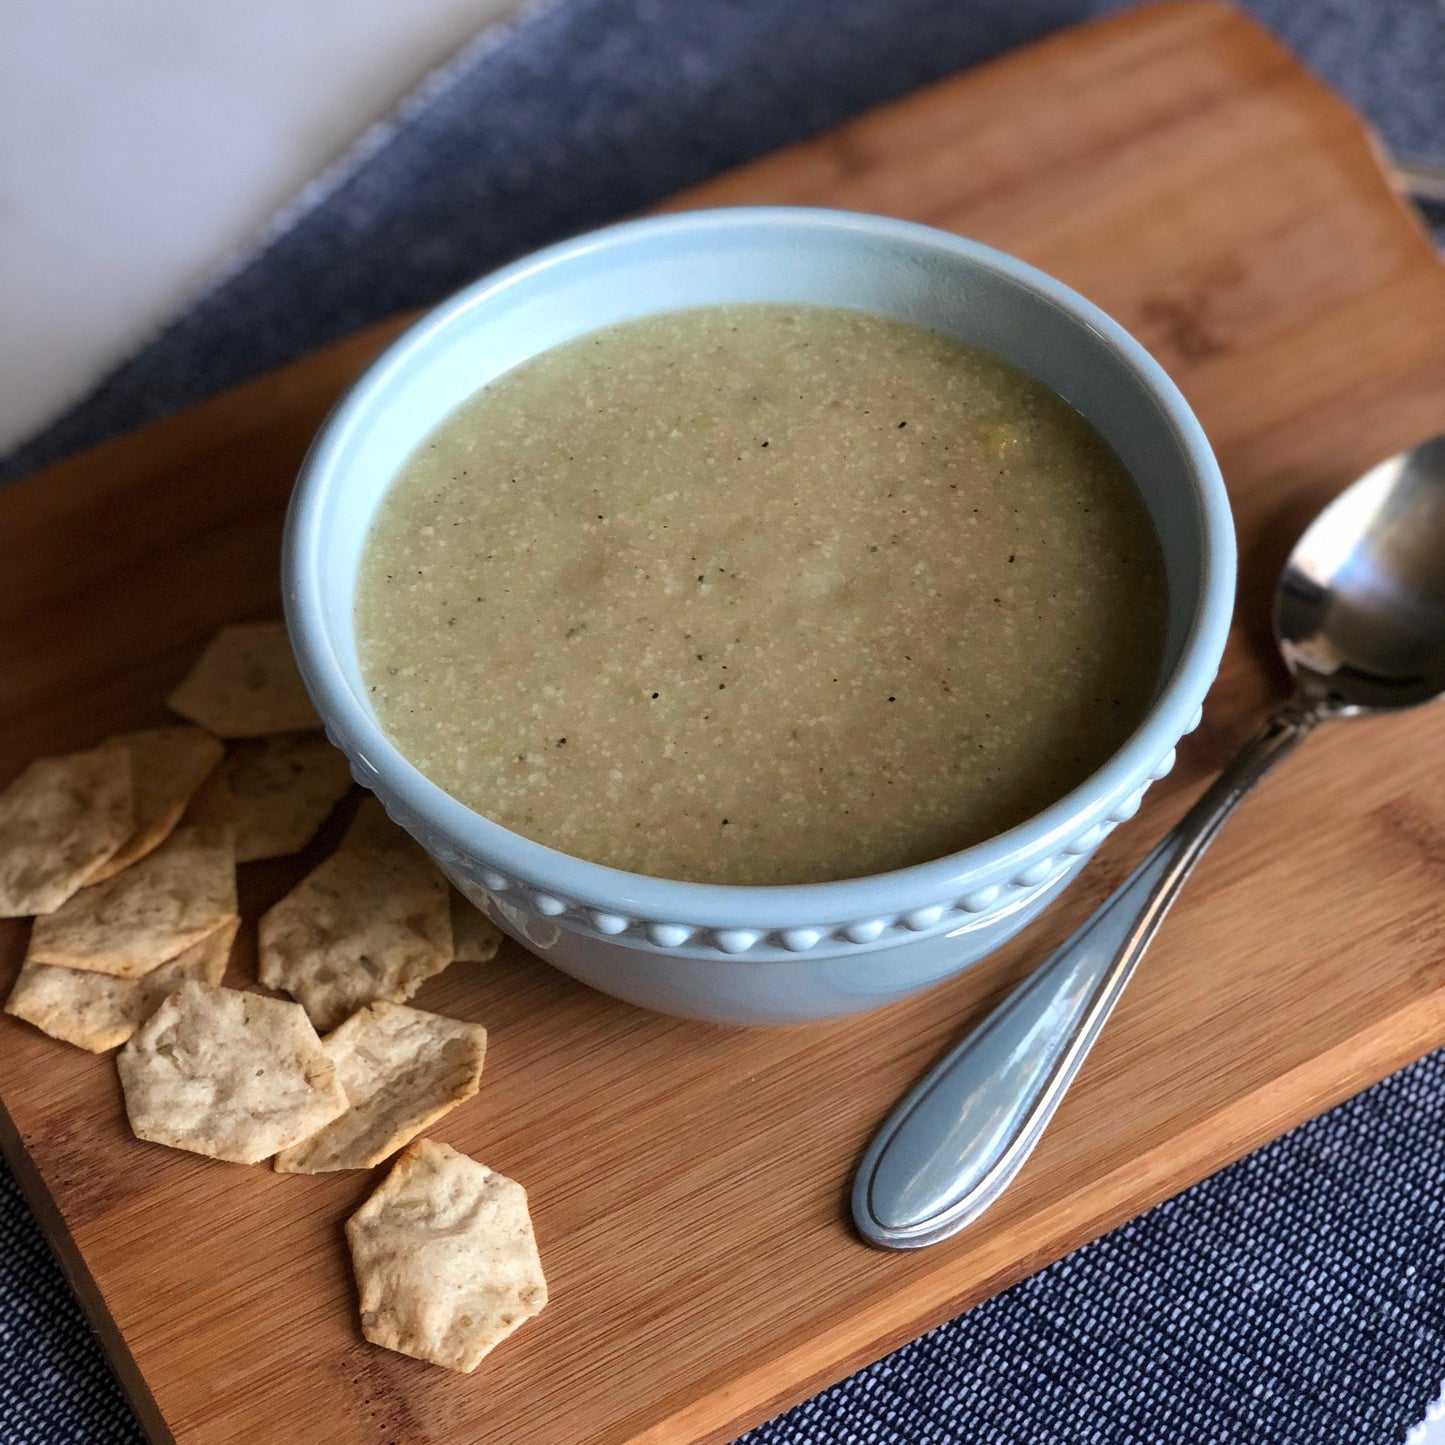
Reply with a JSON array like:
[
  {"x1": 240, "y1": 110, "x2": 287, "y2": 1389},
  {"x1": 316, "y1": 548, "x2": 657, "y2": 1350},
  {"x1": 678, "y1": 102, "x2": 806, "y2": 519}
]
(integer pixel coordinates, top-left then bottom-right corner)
[
  {"x1": 0, "y1": 747, "x2": 133, "y2": 917},
  {"x1": 225, "y1": 733, "x2": 353, "y2": 862},
  {"x1": 86, "y1": 726, "x2": 225, "y2": 883},
  {"x1": 258, "y1": 799, "x2": 452, "y2": 1031},
  {"x1": 167, "y1": 622, "x2": 321, "y2": 737},
  {"x1": 117, "y1": 980, "x2": 346, "y2": 1164},
  {"x1": 449, "y1": 891, "x2": 503, "y2": 965},
  {"x1": 274, "y1": 1002, "x2": 485, "y2": 1173},
  {"x1": 27, "y1": 774, "x2": 237, "y2": 977},
  {"x1": 6, "y1": 918, "x2": 238, "y2": 1053},
  {"x1": 346, "y1": 1139, "x2": 547, "y2": 1372}
]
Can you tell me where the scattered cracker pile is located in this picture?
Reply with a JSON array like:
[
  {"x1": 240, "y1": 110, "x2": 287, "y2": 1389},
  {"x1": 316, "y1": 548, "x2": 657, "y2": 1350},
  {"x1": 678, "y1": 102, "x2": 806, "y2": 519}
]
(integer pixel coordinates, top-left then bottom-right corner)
[{"x1": 1, "y1": 621, "x2": 544, "y2": 1372}]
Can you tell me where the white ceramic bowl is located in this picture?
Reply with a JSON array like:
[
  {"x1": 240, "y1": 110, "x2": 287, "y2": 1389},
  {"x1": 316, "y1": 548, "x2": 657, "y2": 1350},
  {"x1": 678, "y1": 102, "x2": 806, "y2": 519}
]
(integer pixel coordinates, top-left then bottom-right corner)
[{"x1": 284, "y1": 207, "x2": 1234, "y2": 1024}]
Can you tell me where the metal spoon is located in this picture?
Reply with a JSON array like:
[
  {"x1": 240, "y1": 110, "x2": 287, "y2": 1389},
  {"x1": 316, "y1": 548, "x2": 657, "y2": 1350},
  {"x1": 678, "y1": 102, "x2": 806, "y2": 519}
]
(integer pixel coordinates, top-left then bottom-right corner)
[{"x1": 853, "y1": 434, "x2": 1445, "y2": 1250}]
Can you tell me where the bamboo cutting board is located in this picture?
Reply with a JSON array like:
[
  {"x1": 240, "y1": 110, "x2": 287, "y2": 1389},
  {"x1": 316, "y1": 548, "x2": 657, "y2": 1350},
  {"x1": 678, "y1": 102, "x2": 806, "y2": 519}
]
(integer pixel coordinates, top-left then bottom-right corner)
[{"x1": 4, "y1": 4, "x2": 1445, "y2": 1441}]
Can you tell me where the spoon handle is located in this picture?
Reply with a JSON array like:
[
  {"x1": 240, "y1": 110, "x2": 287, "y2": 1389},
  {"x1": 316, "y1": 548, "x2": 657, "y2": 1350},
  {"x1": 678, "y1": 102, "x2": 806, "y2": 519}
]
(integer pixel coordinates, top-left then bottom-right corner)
[{"x1": 852, "y1": 698, "x2": 1323, "y2": 1250}]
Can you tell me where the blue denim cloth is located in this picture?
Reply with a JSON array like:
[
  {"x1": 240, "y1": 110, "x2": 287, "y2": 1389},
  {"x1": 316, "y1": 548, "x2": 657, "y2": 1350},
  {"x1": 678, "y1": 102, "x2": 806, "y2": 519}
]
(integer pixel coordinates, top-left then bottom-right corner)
[{"x1": 4, "y1": 1, "x2": 1445, "y2": 1440}]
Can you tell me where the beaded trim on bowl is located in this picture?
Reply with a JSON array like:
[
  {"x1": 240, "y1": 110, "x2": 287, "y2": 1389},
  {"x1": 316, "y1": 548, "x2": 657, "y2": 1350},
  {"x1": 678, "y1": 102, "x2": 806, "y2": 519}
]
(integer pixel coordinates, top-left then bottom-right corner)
[{"x1": 352, "y1": 703, "x2": 1199, "y2": 959}]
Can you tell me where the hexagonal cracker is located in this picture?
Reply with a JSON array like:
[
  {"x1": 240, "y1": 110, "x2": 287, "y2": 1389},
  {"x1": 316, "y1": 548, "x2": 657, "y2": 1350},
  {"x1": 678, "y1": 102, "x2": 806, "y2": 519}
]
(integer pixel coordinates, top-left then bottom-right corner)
[
  {"x1": 346, "y1": 1139, "x2": 547, "y2": 1372},
  {"x1": 167, "y1": 621, "x2": 321, "y2": 737},
  {"x1": 116, "y1": 980, "x2": 346, "y2": 1163}
]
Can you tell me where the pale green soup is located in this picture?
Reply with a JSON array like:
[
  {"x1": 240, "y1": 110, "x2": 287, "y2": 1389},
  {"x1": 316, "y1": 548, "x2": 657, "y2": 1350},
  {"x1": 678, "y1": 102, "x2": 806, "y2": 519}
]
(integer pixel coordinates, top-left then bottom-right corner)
[{"x1": 356, "y1": 304, "x2": 1166, "y2": 885}]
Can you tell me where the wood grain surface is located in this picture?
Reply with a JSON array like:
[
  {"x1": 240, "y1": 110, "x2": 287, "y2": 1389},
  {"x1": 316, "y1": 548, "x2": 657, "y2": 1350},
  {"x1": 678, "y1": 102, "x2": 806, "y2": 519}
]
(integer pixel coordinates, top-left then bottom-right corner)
[{"x1": 4, "y1": 4, "x2": 1445, "y2": 1442}]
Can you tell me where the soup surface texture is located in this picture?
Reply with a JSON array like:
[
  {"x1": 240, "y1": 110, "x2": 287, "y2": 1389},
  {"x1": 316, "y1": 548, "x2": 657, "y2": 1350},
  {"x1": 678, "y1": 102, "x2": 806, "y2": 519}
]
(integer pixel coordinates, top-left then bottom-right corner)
[{"x1": 356, "y1": 304, "x2": 1166, "y2": 885}]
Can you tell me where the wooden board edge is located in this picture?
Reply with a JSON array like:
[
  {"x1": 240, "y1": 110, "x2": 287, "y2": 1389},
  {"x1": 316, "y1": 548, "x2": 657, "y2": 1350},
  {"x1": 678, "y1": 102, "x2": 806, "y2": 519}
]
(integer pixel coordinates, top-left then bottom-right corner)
[
  {"x1": 628, "y1": 984, "x2": 1445, "y2": 1445},
  {"x1": 0, "y1": 1099, "x2": 176, "y2": 1445}
]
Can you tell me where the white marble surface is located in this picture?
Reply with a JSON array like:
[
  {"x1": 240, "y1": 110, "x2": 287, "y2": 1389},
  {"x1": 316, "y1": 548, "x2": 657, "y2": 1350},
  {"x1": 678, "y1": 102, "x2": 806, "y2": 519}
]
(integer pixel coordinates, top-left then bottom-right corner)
[{"x1": 0, "y1": 0, "x2": 525, "y2": 453}]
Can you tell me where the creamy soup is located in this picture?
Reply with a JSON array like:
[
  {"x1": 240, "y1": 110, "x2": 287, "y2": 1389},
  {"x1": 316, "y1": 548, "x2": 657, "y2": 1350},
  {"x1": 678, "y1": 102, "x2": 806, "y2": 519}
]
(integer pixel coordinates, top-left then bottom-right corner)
[{"x1": 355, "y1": 304, "x2": 1166, "y2": 885}]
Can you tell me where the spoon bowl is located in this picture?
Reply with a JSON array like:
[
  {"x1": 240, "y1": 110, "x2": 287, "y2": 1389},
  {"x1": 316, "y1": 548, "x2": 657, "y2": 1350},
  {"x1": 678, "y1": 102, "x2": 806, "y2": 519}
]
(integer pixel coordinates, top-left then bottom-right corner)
[{"x1": 1277, "y1": 434, "x2": 1445, "y2": 713}]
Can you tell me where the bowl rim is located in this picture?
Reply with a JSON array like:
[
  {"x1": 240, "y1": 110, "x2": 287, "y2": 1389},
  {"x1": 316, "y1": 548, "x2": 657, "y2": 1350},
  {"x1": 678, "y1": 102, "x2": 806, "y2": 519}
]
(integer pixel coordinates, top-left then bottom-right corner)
[{"x1": 284, "y1": 205, "x2": 1235, "y2": 930}]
